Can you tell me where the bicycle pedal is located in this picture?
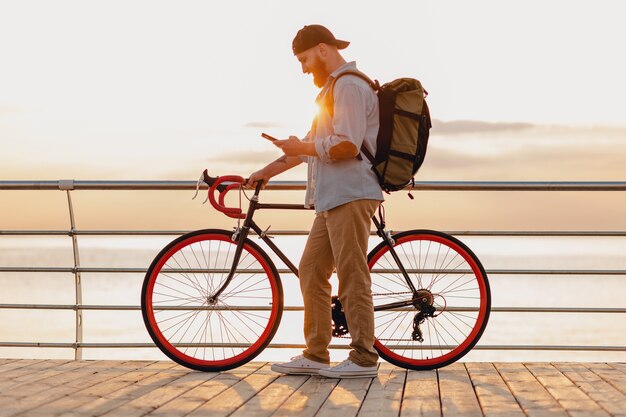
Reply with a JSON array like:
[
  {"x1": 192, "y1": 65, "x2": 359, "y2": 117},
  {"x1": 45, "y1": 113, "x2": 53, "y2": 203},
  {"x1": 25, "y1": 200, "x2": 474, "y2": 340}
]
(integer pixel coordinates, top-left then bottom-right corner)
[{"x1": 331, "y1": 296, "x2": 349, "y2": 337}]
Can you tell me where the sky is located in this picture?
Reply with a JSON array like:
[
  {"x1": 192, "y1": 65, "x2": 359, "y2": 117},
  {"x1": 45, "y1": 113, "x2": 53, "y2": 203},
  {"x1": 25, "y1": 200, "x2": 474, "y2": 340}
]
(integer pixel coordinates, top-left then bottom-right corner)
[{"x1": 1, "y1": 0, "x2": 626, "y2": 229}]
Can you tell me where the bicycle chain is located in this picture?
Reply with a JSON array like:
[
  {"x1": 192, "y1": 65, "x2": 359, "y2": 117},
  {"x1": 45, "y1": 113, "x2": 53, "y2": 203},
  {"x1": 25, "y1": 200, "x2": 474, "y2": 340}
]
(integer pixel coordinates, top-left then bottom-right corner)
[
  {"x1": 335, "y1": 291, "x2": 419, "y2": 342},
  {"x1": 372, "y1": 291, "x2": 414, "y2": 297},
  {"x1": 335, "y1": 334, "x2": 417, "y2": 342}
]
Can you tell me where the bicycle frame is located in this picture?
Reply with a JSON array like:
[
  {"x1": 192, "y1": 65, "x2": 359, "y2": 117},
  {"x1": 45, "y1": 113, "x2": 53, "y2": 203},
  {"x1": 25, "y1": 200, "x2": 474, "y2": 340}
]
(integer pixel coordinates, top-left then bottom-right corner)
[
  {"x1": 208, "y1": 181, "x2": 419, "y2": 312},
  {"x1": 143, "y1": 172, "x2": 491, "y2": 371}
]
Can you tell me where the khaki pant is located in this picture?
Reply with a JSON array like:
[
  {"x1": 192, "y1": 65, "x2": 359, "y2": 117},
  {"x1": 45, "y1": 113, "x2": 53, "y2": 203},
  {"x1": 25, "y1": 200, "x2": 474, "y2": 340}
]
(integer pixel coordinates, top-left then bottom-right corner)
[{"x1": 299, "y1": 199, "x2": 380, "y2": 367}]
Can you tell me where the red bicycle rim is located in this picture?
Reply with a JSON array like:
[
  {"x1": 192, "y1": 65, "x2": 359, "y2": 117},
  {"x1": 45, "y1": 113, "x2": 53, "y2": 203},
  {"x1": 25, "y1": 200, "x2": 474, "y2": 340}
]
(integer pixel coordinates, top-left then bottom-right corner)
[{"x1": 144, "y1": 233, "x2": 280, "y2": 367}]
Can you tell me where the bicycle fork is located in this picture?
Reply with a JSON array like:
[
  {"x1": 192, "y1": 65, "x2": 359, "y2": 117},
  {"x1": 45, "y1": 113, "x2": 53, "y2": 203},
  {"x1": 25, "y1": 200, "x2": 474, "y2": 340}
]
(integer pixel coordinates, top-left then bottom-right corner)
[{"x1": 208, "y1": 184, "x2": 300, "y2": 304}]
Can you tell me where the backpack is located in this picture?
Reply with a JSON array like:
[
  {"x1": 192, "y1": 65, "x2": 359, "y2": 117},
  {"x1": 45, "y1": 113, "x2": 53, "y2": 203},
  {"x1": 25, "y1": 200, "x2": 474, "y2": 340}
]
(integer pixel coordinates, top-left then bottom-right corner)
[{"x1": 328, "y1": 71, "x2": 432, "y2": 193}]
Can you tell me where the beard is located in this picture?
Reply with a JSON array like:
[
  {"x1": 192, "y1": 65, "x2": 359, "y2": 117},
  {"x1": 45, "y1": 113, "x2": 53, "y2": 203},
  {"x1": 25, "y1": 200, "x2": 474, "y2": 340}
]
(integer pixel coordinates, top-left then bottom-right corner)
[
  {"x1": 309, "y1": 55, "x2": 330, "y2": 88},
  {"x1": 312, "y1": 71, "x2": 329, "y2": 88}
]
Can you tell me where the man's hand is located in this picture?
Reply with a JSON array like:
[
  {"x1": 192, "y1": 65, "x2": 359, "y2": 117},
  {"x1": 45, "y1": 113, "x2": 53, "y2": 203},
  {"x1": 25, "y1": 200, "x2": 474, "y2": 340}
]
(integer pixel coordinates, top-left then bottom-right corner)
[
  {"x1": 274, "y1": 136, "x2": 317, "y2": 157},
  {"x1": 246, "y1": 169, "x2": 271, "y2": 189}
]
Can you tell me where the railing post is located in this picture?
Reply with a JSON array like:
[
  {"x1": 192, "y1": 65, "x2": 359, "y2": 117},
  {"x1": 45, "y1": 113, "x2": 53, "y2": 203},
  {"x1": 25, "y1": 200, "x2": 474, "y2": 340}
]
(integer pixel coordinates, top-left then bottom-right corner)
[{"x1": 60, "y1": 180, "x2": 83, "y2": 360}]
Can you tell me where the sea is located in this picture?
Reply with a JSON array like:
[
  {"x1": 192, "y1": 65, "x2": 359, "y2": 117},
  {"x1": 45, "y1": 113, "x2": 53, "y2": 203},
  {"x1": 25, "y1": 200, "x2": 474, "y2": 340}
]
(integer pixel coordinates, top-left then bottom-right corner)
[{"x1": 1, "y1": 234, "x2": 625, "y2": 364}]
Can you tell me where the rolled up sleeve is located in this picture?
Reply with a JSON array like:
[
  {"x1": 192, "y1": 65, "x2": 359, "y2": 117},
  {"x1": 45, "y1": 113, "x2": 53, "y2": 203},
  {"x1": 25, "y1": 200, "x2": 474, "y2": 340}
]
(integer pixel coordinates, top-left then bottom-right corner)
[
  {"x1": 314, "y1": 80, "x2": 368, "y2": 163},
  {"x1": 299, "y1": 130, "x2": 313, "y2": 163}
]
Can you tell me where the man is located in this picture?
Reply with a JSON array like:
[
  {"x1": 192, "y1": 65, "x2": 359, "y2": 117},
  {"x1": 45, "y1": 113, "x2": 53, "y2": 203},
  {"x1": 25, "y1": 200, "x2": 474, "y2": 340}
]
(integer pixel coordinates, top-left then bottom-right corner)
[{"x1": 247, "y1": 24, "x2": 383, "y2": 378}]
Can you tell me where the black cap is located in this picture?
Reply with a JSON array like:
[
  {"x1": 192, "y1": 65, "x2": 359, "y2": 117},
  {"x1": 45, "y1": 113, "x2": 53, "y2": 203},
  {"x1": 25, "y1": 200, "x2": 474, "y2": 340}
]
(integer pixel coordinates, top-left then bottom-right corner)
[{"x1": 292, "y1": 25, "x2": 350, "y2": 55}]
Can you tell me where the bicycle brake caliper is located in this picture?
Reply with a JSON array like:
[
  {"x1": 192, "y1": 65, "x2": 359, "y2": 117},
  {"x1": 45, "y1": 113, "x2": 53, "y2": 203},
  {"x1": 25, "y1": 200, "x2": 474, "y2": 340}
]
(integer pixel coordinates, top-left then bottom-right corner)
[{"x1": 385, "y1": 230, "x2": 395, "y2": 246}]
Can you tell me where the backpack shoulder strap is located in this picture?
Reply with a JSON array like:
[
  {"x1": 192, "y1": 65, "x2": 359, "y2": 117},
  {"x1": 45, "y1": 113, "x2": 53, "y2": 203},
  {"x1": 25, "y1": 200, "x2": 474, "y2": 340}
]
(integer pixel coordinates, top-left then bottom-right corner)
[
  {"x1": 333, "y1": 70, "x2": 378, "y2": 89},
  {"x1": 325, "y1": 70, "x2": 379, "y2": 165},
  {"x1": 326, "y1": 71, "x2": 378, "y2": 116}
]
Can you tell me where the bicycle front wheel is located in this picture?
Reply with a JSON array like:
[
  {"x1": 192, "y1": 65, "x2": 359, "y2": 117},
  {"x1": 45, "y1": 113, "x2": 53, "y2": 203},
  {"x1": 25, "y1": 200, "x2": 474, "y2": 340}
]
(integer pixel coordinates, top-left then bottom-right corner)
[
  {"x1": 142, "y1": 229, "x2": 283, "y2": 372},
  {"x1": 369, "y1": 230, "x2": 490, "y2": 370}
]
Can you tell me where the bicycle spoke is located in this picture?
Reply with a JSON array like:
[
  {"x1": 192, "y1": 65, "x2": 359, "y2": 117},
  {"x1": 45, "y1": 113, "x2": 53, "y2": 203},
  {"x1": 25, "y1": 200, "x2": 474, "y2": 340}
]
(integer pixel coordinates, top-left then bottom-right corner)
[
  {"x1": 219, "y1": 274, "x2": 267, "y2": 299},
  {"x1": 158, "y1": 270, "x2": 207, "y2": 295},
  {"x1": 220, "y1": 299, "x2": 269, "y2": 331},
  {"x1": 154, "y1": 281, "x2": 205, "y2": 303},
  {"x1": 152, "y1": 290, "x2": 205, "y2": 305},
  {"x1": 188, "y1": 312, "x2": 211, "y2": 357},
  {"x1": 170, "y1": 252, "x2": 208, "y2": 297}
]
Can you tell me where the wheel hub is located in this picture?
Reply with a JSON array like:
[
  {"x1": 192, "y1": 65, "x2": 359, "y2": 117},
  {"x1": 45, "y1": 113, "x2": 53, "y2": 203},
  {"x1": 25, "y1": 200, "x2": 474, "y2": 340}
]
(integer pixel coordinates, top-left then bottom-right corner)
[{"x1": 413, "y1": 289, "x2": 434, "y2": 309}]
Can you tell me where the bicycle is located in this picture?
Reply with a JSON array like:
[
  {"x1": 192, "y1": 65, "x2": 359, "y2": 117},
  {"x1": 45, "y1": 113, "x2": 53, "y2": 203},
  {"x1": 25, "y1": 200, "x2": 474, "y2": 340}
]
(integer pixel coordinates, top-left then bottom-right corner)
[{"x1": 141, "y1": 170, "x2": 491, "y2": 372}]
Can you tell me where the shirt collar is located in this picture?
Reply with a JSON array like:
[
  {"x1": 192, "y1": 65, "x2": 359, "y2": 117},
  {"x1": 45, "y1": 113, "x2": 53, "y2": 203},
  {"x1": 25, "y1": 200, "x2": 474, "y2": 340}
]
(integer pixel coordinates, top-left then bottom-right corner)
[
  {"x1": 329, "y1": 61, "x2": 357, "y2": 79},
  {"x1": 321, "y1": 61, "x2": 358, "y2": 90},
  {"x1": 316, "y1": 61, "x2": 358, "y2": 103}
]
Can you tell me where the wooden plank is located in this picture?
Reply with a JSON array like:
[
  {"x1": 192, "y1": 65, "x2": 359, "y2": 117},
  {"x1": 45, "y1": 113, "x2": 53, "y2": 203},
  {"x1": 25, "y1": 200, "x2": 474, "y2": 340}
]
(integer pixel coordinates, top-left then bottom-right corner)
[
  {"x1": 144, "y1": 363, "x2": 264, "y2": 417},
  {"x1": 400, "y1": 368, "x2": 440, "y2": 417},
  {"x1": 0, "y1": 360, "x2": 92, "y2": 393},
  {"x1": 45, "y1": 361, "x2": 183, "y2": 417},
  {"x1": 2, "y1": 361, "x2": 153, "y2": 417},
  {"x1": 0, "y1": 359, "x2": 63, "y2": 382},
  {"x1": 0, "y1": 359, "x2": 47, "y2": 376},
  {"x1": 494, "y1": 362, "x2": 567, "y2": 417},
  {"x1": 0, "y1": 359, "x2": 67, "y2": 389},
  {"x1": 315, "y1": 374, "x2": 373, "y2": 417},
  {"x1": 6, "y1": 360, "x2": 626, "y2": 417},
  {"x1": 438, "y1": 363, "x2": 482, "y2": 417},
  {"x1": 357, "y1": 363, "x2": 405, "y2": 417},
  {"x1": 466, "y1": 362, "x2": 524, "y2": 417},
  {"x1": 96, "y1": 369, "x2": 215, "y2": 417},
  {"x1": 588, "y1": 363, "x2": 626, "y2": 395},
  {"x1": 229, "y1": 374, "x2": 309, "y2": 417},
  {"x1": 609, "y1": 363, "x2": 626, "y2": 374},
  {"x1": 271, "y1": 374, "x2": 339, "y2": 417},
  {"x1": 555, "y1": 363, "x2": 626, "y2": 417},
  {"x1": 186, "y1": 363, "x2": 280, "y2": 417},
  {"x1": 7, "y1": 360, "x2": 130, "y2": 399},
  {"x1": 526, "y1": 363, "x2": 610, "y2": 417},
  {"x1": 0, "y1": 359, "x2": 19, "y2": 367},
  {"x1": 1, "y1": 360, "x2": 130, "y2": 416}
]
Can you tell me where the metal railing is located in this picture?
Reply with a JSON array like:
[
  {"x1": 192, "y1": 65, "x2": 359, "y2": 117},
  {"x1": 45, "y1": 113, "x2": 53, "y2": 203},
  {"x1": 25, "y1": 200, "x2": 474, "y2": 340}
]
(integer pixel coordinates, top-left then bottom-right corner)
[{"x1": 1, "y1": 180, "x2": 626, "y2": 359}]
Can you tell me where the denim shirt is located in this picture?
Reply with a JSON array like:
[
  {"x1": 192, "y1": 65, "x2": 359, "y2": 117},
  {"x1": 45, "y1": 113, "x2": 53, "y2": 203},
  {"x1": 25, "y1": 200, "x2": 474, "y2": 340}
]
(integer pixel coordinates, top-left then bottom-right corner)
[{"x1": 303, "y1": 61, "x2": 384, "y2": 212}]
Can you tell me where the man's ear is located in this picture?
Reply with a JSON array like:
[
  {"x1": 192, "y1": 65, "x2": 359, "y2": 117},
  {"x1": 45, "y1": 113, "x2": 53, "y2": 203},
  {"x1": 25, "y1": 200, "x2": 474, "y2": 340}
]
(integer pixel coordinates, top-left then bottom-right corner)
[{"x1": 317, "y1": 43, "x2": 328, "y2": 57}]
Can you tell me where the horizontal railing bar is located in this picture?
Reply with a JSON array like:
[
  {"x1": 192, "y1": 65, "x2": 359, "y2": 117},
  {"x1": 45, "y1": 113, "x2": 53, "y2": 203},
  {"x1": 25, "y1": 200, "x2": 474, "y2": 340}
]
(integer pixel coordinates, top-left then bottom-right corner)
[
  {"x1": 0, "y1": 341, "x2": 624, "y2": 351},
  {"x1": 1, "y1": 304, "x2": 625, "y2": 314},
  {"x1": 3, "y1": 229, "x2": 626, "y2": 237},
  {"x1": 3, "y1": 180, "x2": 626, "y2": 191},
  {"x1": 1, "y1": 266, "x2": 625, "y2": 275},
  {"x1": 0, "y1": 230, "x2": 185, "y2": 236}
]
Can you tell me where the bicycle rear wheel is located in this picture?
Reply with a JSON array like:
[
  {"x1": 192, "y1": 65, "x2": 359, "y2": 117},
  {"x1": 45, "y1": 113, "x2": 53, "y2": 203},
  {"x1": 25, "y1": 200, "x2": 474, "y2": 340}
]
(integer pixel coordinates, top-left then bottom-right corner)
[
  {"x1": 368, "y1": 230, "x2": 490, "y2": 370},
  {"x1": 142, "y1": 229, "x2": 283, "y2": 372}
]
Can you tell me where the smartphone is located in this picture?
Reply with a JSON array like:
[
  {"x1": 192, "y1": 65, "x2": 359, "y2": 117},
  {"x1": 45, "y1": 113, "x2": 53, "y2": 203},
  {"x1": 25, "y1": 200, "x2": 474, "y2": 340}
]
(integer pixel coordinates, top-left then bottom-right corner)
[{"x1": 261, "y1": 133, "x2": 278, "y2": 142}]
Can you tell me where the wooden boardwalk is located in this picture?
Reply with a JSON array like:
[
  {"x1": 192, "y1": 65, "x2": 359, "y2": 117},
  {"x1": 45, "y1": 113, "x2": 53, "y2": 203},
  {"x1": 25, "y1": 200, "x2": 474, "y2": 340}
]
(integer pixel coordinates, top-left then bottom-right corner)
[{"x1": 0, "y1": 359, "x2": 625, "y2": 417}]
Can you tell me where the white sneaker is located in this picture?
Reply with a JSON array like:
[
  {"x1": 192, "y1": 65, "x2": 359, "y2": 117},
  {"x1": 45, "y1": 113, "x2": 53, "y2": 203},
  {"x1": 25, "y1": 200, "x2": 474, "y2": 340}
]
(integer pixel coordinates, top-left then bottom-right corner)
[
  {"x1": 271, "y1": 355, "x2": 328, "y2": 376},
  {"x1": 318, "y1": 359, "x2": 378, "y2": 379}
]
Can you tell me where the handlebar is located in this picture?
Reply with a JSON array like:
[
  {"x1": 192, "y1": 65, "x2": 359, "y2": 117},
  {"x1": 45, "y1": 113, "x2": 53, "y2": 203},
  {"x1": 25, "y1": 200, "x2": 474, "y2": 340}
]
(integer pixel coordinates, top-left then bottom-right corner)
[
  {"x1": 195, "y1": 169, "x2": 262, "y2": 219},
  {"x1": 209, "y1": 175, "x2": 245, "y2": 219}
]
